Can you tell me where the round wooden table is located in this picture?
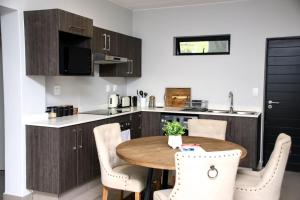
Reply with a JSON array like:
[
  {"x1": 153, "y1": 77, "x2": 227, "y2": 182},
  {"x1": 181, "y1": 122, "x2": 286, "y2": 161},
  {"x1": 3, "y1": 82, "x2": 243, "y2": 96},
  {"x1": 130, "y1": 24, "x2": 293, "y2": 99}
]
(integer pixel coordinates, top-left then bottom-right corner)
[{"x1": 117, "y1": 136, "x2": 247, "y2": 170}]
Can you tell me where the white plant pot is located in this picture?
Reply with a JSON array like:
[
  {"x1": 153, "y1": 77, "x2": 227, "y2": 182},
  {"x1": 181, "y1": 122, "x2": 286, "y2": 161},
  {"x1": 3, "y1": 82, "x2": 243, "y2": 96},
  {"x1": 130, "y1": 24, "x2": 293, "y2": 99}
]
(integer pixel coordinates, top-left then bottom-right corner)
[{"x1": 168, "y1": 135, "x2": 182, "y2": 149}]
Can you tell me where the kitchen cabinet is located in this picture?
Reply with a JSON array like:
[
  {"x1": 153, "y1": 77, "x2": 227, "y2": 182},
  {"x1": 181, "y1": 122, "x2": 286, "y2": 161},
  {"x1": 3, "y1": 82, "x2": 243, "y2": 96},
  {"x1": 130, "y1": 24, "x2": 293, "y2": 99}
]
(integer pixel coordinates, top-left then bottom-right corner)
[
  {"x1": 92, "y1": 27, "x2": 117, "y2": 56},
  {"x1": 199, "y1": 114, "x2": 260, "y2": 169},
  {"x1": 26, "y1": 122, "x2": 97, "y2": 194},
  {"x1": 131, "y1": 112, "x2": 142, "y2": 139},
  {"x1": 24, "y1": 9, "x2": 93, "y2": 75},
  {"x1": 141, "y1": 112, "x2": 161, "y2": 137},
  {"x1": 92, "y1": 26, "x2": 142, "y2": 77}
]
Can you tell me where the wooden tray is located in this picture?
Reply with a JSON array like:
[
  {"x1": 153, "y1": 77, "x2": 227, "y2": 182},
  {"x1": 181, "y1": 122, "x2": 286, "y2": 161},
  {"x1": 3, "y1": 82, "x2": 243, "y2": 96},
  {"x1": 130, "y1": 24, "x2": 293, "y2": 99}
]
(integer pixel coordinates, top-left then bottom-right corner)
[{"x1": 164, "y1": 88, "x2": 191, "y2": 107}]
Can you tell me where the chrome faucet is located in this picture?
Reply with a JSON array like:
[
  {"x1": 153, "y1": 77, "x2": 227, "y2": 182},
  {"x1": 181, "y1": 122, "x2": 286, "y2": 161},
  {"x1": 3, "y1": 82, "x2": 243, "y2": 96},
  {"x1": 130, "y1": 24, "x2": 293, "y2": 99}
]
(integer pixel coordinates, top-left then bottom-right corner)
[{"x1": 229, "y1": 91, "x2": 234, "y2": 113}]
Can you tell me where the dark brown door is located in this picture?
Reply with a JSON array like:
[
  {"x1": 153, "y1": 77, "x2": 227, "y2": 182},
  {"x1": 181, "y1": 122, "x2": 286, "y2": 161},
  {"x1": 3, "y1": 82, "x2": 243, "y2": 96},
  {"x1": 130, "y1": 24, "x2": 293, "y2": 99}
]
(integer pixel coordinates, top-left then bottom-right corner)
[
  {"x1": 131, "y1": 112, "x2": 142, "y2": 139},
  {"x1": 77, "y1": 123, "x2": 94, "y2": 185},
  {"x1": 264, "y1": 37, "x2": 300, "y2": 171},
  {"x1": 59, "y1": 126, "x2": 78, "y2": 193}
]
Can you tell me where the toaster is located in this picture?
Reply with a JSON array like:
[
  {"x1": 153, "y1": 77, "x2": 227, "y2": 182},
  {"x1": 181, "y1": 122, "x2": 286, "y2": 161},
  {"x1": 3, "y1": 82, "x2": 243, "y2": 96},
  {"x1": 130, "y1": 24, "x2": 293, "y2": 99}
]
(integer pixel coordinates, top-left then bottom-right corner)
[{"x1": 120, "y1": 96, "x2": 130, "y2": 108}]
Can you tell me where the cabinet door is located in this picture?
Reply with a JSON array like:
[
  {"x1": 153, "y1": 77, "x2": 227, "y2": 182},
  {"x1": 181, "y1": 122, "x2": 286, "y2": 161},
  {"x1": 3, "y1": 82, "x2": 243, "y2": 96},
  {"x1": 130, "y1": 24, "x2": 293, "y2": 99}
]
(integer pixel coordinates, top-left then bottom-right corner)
[
  {"x1": 58, "y1": 10, "x2": 93, "y2": 37},
  {"x1": 131, "y1": 112, "x2": 142, "y2": 139},
  {"x1": 115, "y1": 34, "x2": 131, "y2": 76},
  {"x1": 141, "y1": 112, "x2": 161, "y2": 137},
  {"x1": 128, "y1": 37, "x2": 142, "y2": 77},
  {"x1": 92, "y1": 27, "x2": 117, "y2": 54},
  {"x1": 230, "y1": 117, "x2": 259, "y2": 169},
  {"x1": 77, "y1": 123, "x2": 94, "y2": 185},
  {"x1": 59, "y1": 126, "x2": 78, "y2": 193}
]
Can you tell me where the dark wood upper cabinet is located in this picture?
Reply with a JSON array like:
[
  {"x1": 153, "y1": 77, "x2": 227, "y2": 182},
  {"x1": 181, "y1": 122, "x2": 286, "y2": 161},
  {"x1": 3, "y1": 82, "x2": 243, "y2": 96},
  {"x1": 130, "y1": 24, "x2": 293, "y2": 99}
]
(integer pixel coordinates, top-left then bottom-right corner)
[
  {"x1": 58, "y1": 10, "x2": 93, "y2": 37},
  {"x1": 92, "y1": 26, "x2": 142, "y2": 77},
  {"x1": 24, "y1": 9, "x2": 93, "y2": 76},
  {"x1": 92, "y1": 27, "x2": 117, "y2": 55}
]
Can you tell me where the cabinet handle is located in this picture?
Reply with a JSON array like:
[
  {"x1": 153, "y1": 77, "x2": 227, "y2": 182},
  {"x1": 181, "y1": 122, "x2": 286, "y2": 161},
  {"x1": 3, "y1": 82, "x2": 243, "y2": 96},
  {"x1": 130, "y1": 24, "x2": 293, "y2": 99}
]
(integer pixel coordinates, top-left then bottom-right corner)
[
  {"x1": 107, "y1": 35, "x2": 111, "y2": 51},
  {"x1": 102, "y1": 34, "x2": 107, "y2": 50},
  {"x1": 72, "y1": 129, "x2": 77, "y2": 150},
  {"x1": 127, "y1": 62, "x2": 130, "y2": 74},
  {"x1": 78, "y1": 128, "x2": 83, "y2": 149},
  {"x1": 131, "y1": 60, "x2": 134, "y2": 74},
  {"x1": 69, "y1": 25, "x2": 85, "y2": 31}
]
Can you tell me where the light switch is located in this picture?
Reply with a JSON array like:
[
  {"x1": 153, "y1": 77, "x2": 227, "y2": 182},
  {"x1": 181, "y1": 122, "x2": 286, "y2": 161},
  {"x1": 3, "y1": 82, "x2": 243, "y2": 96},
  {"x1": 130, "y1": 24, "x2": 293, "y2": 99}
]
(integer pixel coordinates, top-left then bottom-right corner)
[
  {"x1": 252, "y1": 88, "x2": 259, "y2": 97},
  {"x1": 54, "y1": 85, "x2": 61, "y2": 96}
]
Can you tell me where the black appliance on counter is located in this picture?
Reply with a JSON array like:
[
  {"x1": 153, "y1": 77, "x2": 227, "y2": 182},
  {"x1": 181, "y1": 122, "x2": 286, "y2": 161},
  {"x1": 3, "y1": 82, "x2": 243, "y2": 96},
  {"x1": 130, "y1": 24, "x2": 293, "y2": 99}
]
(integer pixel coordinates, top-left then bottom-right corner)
[{"x1": 160, "y1": 113, "x2": 199, "y2": 135}]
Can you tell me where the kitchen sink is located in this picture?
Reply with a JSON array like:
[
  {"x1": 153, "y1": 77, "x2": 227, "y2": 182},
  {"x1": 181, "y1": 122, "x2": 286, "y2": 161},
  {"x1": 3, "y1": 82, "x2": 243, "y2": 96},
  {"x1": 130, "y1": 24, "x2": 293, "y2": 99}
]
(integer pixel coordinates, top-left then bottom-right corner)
[{"x1": 207, "y1": 110, "x2": 257, "y2": 115}]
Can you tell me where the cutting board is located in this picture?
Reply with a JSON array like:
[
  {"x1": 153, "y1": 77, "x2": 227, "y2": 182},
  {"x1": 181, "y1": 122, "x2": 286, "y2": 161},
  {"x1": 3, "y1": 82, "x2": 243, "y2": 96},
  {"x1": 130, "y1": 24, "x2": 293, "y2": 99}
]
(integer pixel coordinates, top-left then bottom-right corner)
[{"x1": 165, "y1": 88, "x2": 191, "y2": 107}]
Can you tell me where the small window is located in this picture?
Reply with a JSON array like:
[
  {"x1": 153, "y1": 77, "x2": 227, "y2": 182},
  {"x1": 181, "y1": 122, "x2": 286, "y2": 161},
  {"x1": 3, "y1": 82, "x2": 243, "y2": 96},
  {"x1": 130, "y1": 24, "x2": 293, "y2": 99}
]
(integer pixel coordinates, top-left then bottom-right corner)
[{"x1": 174, "y1": 34, "x2": 230, "y2": 55}]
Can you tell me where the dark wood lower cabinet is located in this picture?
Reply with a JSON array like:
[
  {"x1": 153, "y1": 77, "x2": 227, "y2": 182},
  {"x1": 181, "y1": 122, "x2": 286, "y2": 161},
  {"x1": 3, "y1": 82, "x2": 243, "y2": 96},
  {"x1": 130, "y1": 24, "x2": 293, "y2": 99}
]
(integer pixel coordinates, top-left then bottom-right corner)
[
  {"x1": 141, "y1": 112, "x2": 161, "y2": 137},
  {"x1": 27, "y1": 122, "x2": 99, "y2": 194},
  {"x1": 199, "y1": 114, "x2": 260, "y2": 169},
  {"x1": 26, "y1": 112, "x2": 260, "y2": 194}
]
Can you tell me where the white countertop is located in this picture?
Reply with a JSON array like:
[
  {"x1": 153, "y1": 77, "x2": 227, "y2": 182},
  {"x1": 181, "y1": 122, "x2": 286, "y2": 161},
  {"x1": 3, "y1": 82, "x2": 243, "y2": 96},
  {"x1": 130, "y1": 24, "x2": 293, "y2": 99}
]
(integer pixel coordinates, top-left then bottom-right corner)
[{"x1": 26, "y1": 107, "x2": 261, "y2": 128}]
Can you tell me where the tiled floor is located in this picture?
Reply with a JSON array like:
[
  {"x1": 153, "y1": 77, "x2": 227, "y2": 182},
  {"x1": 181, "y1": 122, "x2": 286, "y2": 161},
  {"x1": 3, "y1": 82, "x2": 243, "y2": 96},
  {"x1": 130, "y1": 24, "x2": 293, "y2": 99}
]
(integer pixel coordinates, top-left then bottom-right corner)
[
  {"x1": 0, "y1": 170, "x2": 298, "y2": 200},
  {"x1": 281, "y1": 171, "x2": 300, "y2": 200},
  {"x1": 0, "y1": 171, "x2": 4, "y2": 200}
]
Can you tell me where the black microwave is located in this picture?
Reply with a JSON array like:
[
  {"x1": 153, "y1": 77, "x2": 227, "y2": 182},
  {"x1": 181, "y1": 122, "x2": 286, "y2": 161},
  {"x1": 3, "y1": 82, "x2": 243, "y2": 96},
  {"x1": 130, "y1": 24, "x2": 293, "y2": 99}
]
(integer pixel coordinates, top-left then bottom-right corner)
[{"x1": 59, "y1": 46, "x2": 92, "y2": 75}]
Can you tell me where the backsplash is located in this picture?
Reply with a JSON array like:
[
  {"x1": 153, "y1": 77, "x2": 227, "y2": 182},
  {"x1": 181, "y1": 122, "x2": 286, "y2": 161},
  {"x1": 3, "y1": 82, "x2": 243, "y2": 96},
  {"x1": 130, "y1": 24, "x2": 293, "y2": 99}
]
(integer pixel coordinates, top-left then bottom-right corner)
[{"x1": 45, "y1": 67, "x2": 127, "y2": 110}]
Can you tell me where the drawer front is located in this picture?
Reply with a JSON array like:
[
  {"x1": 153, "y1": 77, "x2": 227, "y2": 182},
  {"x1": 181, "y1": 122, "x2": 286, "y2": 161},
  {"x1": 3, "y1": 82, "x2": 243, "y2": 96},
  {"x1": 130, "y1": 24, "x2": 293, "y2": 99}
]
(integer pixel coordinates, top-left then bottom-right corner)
[{"x1": 58, "y1": 10, "x2": 93, "y2": 37}]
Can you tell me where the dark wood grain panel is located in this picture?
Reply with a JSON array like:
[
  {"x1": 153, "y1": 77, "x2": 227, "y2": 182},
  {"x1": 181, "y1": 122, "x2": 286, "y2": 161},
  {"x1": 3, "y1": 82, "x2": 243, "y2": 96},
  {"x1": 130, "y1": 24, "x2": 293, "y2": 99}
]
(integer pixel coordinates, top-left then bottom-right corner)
[
  {"x1": 198, "y1": 115, "x2": 260, "y2": 169},
  {"x1": 141, "y1": 112, "x2": 161, "y2": 137},
  {"x1": 77, "y1": 123, "x2": 94, "y2": 185},
  {"x1": 24, "y1": 10, "x2": 59, "y2": 75},
  {"x1": 26, "y1": 126, "x2": 60, "y2": 193},
  {"x1": 131, "y1": 112, "x2": 142, "y2": 139},
  {"x1": 58, "y1": 126, "x2": 78, "y2": 193},
  {"x1": 58, "y1": 9, "x2": 93, "y2": 38}
]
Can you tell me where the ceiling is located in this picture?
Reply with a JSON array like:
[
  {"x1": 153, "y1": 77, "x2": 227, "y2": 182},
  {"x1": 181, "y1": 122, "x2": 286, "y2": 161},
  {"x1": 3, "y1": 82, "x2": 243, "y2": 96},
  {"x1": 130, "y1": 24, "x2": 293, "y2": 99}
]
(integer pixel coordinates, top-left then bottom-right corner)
[{"x1": 109, "y1": 0, "x2": 244, "y2": 10}]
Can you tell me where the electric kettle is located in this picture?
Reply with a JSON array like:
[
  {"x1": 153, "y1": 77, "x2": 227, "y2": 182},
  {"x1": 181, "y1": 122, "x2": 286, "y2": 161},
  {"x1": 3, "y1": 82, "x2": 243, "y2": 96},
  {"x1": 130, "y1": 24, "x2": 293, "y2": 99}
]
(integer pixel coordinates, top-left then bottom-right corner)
[{"x1": 108, "y1": 94, "x2": 119, "y2": 108}]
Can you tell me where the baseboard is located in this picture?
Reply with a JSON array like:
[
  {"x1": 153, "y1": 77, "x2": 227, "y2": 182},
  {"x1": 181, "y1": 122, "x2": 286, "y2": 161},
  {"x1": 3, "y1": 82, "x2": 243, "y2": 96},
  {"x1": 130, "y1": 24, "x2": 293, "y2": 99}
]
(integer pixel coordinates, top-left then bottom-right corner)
[
  {"x1": 3, "y1": 193, "x2": 32, "y2": 200},
  {"x1": 3, "y1": 179, "x2": 101, "y2": 200}
]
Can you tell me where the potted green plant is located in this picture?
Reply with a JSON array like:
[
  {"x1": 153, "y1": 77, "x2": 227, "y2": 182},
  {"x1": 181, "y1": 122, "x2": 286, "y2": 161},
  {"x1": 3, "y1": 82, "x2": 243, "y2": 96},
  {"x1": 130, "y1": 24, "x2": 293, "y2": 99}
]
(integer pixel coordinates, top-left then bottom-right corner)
[{"x1": 162, "y1": 121, "x2": 185, "y2": 149}]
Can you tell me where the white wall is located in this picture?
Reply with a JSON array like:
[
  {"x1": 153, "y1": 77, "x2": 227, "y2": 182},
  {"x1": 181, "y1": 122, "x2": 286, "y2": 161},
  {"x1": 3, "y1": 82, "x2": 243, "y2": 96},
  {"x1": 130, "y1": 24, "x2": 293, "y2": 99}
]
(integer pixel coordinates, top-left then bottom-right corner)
[
  {"x1": 0, "y1": 0, "x2": 132, "y2": 197},
  {"x1": 127, "y1": 0, "x2": 300, "y2": 111},
  {"x1": 0, "y1": 19, "x2": 4, "y2": 170}
]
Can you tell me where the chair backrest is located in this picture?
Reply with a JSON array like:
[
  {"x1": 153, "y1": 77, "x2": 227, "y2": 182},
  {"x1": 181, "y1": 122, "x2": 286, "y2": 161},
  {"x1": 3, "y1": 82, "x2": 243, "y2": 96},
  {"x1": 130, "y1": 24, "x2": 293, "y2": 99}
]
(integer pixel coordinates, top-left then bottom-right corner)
[
  {"x1": 170, "y1": 150, "x2": 241, "y2": 200},
  {"x1": 93, "y1": 123, "x2": 124, "y2": 178},
  {"x1": 188, "y1": 119, "x2": 227, "y2": 140},
  {"x1": 259, "y1": 133, "x2": 291, "y2": 198}
]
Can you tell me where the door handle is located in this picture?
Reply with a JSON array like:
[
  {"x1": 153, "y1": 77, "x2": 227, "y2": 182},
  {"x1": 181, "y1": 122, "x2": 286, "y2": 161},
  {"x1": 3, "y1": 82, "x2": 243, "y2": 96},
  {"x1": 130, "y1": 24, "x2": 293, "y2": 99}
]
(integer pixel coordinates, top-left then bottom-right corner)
[
  {"x1": 268, "y1": 100, "x2": 280, "y2": 105},
  {"x1": 78, "y1": 128, "x2": 83, "y2": 149},
  {"x1": 72, "y1": 129, "x2": 77, "y2": 150},
  {"x1": 102, "y1": 34, "x2": 107, "y2": 50}
]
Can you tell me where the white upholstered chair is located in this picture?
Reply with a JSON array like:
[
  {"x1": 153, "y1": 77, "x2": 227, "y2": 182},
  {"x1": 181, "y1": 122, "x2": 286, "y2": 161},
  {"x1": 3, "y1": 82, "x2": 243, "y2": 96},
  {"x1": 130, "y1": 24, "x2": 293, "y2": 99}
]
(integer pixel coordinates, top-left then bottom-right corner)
[
  {"x1": 234, "y1": 133, "x2": 291, "y2": 200},
  {"x1": 188, "y1": 119, "x2": 227, "y2": 140},
  {"x1": 93, "y1": 123, "x2": 148, "y2": 200},
  {"x1": 154, "y1": 150, "x2": 242, "y2": 200}
]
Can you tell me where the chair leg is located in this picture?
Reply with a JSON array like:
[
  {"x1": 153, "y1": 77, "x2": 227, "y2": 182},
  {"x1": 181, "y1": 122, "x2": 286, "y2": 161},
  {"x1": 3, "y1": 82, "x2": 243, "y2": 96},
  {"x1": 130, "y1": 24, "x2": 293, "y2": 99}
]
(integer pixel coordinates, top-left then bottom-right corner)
[
  {"x1": 102, "y1": 185, "x2": 109, "y2": 200},
  {"x1": 120, "y1": 190, "x2": 123, "y2": 200},
  {"x1": 135, "y1": 192, "x2": 141, "y2": 200}
]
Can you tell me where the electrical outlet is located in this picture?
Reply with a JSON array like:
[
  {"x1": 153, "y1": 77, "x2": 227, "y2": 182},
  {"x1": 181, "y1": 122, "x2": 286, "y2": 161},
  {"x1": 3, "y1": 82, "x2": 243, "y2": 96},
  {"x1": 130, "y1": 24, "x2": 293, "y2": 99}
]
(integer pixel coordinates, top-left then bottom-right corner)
[
  {"x1": 113, "y1": 85, "x2": 118, "y2": 92},
  {"x1": 252, "y1": 88, "x2": 259, "y2": 97},
  {"x1": 54, "y1": 85, "x2": 61, "y2": 96},
  {"x1": 106, "y1": 85, "x2": 111, "y2": 92}
]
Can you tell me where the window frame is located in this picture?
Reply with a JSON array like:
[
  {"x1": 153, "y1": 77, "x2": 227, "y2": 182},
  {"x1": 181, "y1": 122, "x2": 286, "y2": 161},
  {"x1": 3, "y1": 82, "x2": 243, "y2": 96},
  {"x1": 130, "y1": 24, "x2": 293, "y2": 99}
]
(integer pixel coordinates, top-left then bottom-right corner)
[{"x1": 174, "y1": 34, "x2": 231, "y2": 56}]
